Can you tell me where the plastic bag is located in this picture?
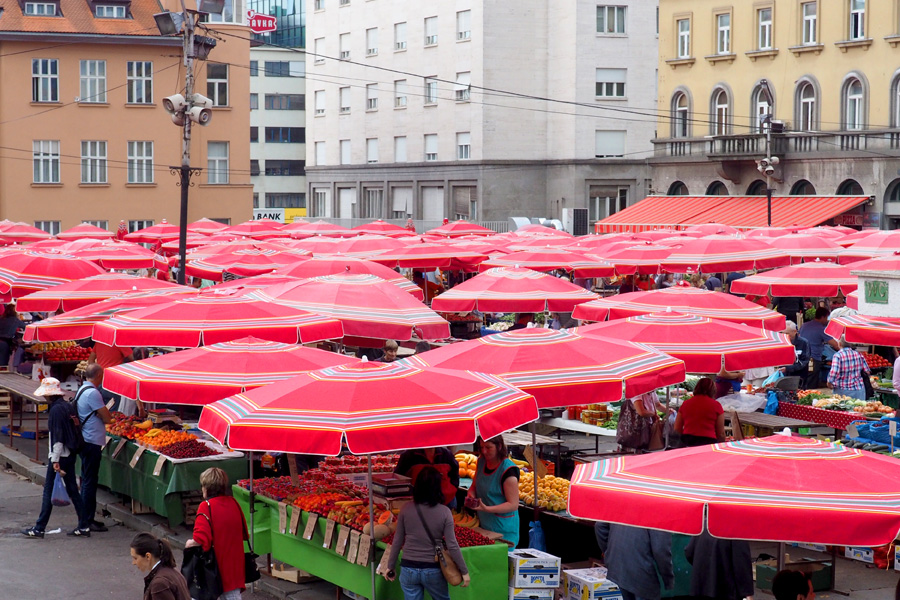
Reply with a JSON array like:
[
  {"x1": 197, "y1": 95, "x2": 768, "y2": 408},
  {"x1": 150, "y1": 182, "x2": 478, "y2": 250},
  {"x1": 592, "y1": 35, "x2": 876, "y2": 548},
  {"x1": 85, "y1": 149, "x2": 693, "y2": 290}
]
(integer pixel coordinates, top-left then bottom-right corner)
[
  {"x1": 528, "y1": 521, "x2": 547, "y2": 552},
  {"x1": 764, "y1": 390, "x2": 779, "y2": 415},
  {"x1": 51, "y1": 472, "x2": 70, "y2": 507},
  {"x1": 762, "y1": 370, "x2": 784, "y2": 387}
]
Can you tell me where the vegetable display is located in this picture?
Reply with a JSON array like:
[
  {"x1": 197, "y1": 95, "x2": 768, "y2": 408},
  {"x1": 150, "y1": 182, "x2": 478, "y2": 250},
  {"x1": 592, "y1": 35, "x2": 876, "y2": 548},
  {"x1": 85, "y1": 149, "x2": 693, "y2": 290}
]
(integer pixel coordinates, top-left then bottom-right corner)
[{"x1": 862, "y1": 352, "x2": 891, "y2": 369}]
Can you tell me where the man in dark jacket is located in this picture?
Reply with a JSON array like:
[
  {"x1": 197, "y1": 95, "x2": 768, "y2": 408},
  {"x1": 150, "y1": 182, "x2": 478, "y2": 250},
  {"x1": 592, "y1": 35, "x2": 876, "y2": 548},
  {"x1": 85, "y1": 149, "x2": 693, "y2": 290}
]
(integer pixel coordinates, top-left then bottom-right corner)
[
  {"x1": 594, "y1": 522, "x2": 675, "y2": 600},
  {"x1": 781, "y1": 321, "x2": 811, "y2": 378},
  {"x1": 685, "y1": 531, "x2": 754, "y2": 600}
]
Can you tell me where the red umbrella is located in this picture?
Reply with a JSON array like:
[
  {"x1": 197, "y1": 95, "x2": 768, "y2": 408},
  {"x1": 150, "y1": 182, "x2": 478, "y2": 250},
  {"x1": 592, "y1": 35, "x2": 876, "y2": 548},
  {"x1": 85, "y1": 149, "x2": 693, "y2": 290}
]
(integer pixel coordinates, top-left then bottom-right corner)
[
  {"x1": 404, "y1": 328, "x2": 685, "y2": 408},
  {"x1": 840, "y1": 231, "x2": 900, "y2": 263},
  {"x1": 104, "y1": 336, "x2": 359, "y2": 405},
  {"x1": 0, "y1": 251, "x2": 106, "y2": 299},
  {"x1": 683, "y1": 222, "x2": 740, "y2": 236},
  {"x1": 513, "y1": 224, "x2": 573, "y2": 238},
  {"x1": 186, "y1": 248, "x2": 310, "y2": 281},
  {"x1": 430, "y1": 267, "x2": 597, "y2": 313},
  {"x1": 729, "y1": 262, "x2": 856, "y2": 298},
  {"x1": 277, "y1": 220, "x2": 311, "y2": 233},
  {"x1": 57, "y1": 223, "x2": 115, "y2": 240},
  {"x1": 159, "y1": 234, "x2": 220, "y2": 254},
  {"x1": 479, "y1": 248, "x2": 615, "y2": 278},
  {"x1": 250, "y1": 274, "x2": 450, "y2": 346},
  {"x1": 426, "y1": 219, "x2": 496, "y2": 238},
  {"x1": 287, "y1": 220, "x2": 355, "y2": 239},
  {"x1": 187, "y1": 218, "x2": 230, "y2": 235},
  {"x1": 68, "y1": 240, "x2": 168, "y2": 271},
  {"x1": 506, "y1": 237, "x2": 576, "y2": 250},
  {"x1": 23, "y1": 289, "x2": 198, "y2": 342},
  {"x1": 572, "y1": 287, "x2": 786, "y2": 331},
  {"x1": 221, "y1": 219, "x2": 288, "y2": 240},
  {"x1": 16, "y1": 273, "x2": 185, "y2": 312},
  {"x1": 745, "y1": 227, "x2": 792, "y2": 239},
  {"x1": 352, "y1": 220, "x2": 417, "y2": 238},
  {"x1": 317, "y1": 235, "x2": 407, "y2": 256},
  {"x1": 597, "y1": 244, "x2": 673, "y2": 275},
  {"x1": 369, "y1": 243, "x2": 488, "y2": 270},
  {"x1": 200, "y1": 360, "x2": 538, "y2": 455},
  {"x1": 662, "y1": 236, "x2": 789, "y2": 273},
  {"x1": 836, "y1": 229, "x2": 879, "y2": 248},
  {"x1": 183, "y1": 240, "x2": 301, "y2": 262},
  {"x1": 846, "y1": 252, "x2": 900, "y2": 273},
  {"x1": 200, "y1": 274, "x2": 301, "y2": 294},
  {"x1": 801, "y1": 226, "x2": 849, "y2": 240},
  {"x1": 768, "y1": 234, "x2": 842, "y2": 264},
  {"x1": 275, "y1": 256, "x2": 424, "y2": 300},
  {"x1": 576, "y1": 312, "x2": 795, "y2": 373},
  {"x1": 124, "y1": 219, "x2": 180, "y2": 244},
  {"x1": 0, "y1": 222, "x2": 54, "y2": 243},
  {"x1": 846, "y1": 290, "x2": 858, "y2": 310},
  {"x1": 825, "y1": 314, "x2": 900, "y2": 346},
  {"x1": 568, "y1": 436, "x2": 900, "y2": 547},
  {"x1": 92, "y1": 293, "x2": 344, "y2": 347}
]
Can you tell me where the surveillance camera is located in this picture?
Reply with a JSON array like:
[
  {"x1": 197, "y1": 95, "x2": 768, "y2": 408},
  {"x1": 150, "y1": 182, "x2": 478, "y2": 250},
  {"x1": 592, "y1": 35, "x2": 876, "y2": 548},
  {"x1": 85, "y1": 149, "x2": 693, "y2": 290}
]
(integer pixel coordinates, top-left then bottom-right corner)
[
  {"x1": 163, "y1": 94, "x2": 187, "y2": 114},
  {"x1": 763, "y1": 165, "x2": 775, "y2": 176},
  {"x1": 769, "y1": 156, "x2": 780, "y2": 165},
  {"x1": 191, "y1": 93, "x2": 214, "y2": 109},
  {"x1": 171, "y1": 113, "x2": 185, "y2": 126},
  {"x1": 188, "y1": 106, "x2": 213, "y2": 126}
]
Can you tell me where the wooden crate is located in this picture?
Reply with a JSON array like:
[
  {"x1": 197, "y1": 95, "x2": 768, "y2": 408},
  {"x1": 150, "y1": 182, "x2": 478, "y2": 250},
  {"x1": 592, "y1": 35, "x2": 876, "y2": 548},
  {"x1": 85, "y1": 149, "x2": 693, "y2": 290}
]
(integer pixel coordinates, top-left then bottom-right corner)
[
  {"x1": 181, "y1": 490, "x2": 205, "y2": 526},
  {"x1": 131, "y1": 498, "x2": 155, "y2": 515}
]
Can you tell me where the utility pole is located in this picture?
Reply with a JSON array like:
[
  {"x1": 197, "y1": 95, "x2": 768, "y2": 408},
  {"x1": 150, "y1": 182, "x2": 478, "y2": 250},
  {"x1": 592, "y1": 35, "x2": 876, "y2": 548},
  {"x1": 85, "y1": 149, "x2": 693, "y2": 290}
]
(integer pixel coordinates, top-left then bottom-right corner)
[
  {"x1": 177, "y1": 0, "x2": 195, "y2": 286},
  {"x1": 755, "y1": 79, "x2": 779, "y2": 227}
]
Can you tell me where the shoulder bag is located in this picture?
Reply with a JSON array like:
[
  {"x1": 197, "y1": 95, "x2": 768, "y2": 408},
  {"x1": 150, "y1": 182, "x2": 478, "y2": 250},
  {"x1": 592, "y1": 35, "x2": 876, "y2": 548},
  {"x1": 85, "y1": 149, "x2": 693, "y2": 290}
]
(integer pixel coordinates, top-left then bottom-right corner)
[
  {"x1": 181, "y1": 501, "x2": 224, "y2": 600},
  {"x1": 616, "y1": 398, "x2": 651, "y2": 450},
  {"x1": 413, "y1": 504, "x2": 463, "y2": 586}
]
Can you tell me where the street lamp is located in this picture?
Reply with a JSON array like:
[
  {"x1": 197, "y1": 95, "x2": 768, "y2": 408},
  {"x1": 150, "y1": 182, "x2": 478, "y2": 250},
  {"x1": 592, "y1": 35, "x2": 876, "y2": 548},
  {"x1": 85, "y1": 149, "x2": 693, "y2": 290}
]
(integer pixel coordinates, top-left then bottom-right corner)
[
  {"x1": 756, "y1": 79, "x2": 778, "y2": 227},
  {"x1": 154, "y1": 0, "x2": 223, "y2": 284}
]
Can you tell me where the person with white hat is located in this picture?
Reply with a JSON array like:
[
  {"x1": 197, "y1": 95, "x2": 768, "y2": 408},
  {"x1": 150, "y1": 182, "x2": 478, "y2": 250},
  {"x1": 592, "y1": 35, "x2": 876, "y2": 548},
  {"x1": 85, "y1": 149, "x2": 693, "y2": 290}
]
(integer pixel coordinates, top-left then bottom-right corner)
[{"x1": 21, "y1": 378, "x2": 88, "y2": 538}]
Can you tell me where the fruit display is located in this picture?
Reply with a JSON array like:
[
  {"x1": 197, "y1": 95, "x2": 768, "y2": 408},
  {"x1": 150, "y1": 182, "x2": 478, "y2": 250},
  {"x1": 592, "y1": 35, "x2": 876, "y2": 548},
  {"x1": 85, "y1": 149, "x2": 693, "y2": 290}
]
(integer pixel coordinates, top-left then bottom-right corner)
[
  {"x1": 238, "y1": 471, "x2": 370, "y2": 504},
  {"x1": 518, "y1": 472, "x2": 569, "y2": 513},
  {"x1": 452, "y1": 509, "x2": 479, "y2": 528},
  {"x1": 158, "y1": 439, "x2": 221, "y2": 459},
  {"x1": 850, "y1": 400, "x2": 895, "y2": 418},
  {"x1": 456, "y1": 452, "x2": 478, "y2": 478},
  {"x1": 382, "y1": 525, "x2": 495, "y2": 548},
  {"x1": 140, "y1": 430, "x2": 198, "y2": 450},
  {"x1": 105, "y1": 412, "x2": 145, "y2": 438},
  {"x1": 29, "y1": 340, "x2": 91, "y2": 361},
  {"x1": 320, "y1": 454, "x2": 399, "y2": 475},
  {"x1": 862, "y1": 352, "x2": 891, "y2": 369}
]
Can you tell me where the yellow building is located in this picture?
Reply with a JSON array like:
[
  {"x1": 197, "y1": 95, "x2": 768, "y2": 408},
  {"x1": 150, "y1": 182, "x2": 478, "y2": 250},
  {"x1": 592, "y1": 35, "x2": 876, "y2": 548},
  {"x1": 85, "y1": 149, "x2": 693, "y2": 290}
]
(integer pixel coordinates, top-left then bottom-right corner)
[
  {"x1": 0, "y1": 0, "x2": 252, "y2": 234},
  {"x1": 654, "y1": 0, "x2": 900, "y2": 228}
]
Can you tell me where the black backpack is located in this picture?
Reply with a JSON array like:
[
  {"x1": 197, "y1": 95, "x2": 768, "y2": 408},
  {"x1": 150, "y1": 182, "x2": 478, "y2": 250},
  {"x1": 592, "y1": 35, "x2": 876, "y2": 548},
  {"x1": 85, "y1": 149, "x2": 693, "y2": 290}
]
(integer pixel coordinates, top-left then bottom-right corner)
[{"x1": 67, "y1": 386, "x2": 99, "y2": 452}]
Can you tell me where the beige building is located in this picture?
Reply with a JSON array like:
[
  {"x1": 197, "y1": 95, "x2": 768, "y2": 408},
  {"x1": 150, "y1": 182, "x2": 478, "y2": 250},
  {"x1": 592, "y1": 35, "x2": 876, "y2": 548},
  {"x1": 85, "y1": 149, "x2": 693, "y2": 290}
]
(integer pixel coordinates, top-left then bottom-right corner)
[
  {"x1": 0, "y1": 0, "x2": 252, "y2": 235},
  {"x1": 653, "y1": 0, "x2": 900, "y2": 228}
]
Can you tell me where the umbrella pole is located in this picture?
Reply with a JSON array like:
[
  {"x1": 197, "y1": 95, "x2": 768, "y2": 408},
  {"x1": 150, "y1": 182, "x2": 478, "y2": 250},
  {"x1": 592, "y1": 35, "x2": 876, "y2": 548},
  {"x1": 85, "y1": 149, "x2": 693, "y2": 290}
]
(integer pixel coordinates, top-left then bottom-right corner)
[
  {"x1": 367, "y1": 455, "x2": 377, "y2": 600},
  {"x1": 249, "y1": 451, "x2": 256, "y2": 593},
  {"x1": 531, "y1": 422, "x2": 539, "y2": 519}
]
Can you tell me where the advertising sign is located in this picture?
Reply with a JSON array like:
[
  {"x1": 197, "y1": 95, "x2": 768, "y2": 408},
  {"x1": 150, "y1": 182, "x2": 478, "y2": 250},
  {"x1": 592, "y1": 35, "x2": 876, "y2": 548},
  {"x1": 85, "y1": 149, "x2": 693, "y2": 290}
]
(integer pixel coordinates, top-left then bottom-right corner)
[{"x1": 247, "y1": 10, "x2": 277, "y2": 34}]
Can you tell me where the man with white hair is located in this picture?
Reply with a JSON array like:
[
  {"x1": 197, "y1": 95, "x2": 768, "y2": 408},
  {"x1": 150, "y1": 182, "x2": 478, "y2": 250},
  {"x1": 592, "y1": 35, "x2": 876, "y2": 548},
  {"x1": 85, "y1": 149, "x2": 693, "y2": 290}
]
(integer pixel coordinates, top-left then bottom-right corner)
[{"x1": 780, "y1": 321, "x2": 810, "y2": 378}]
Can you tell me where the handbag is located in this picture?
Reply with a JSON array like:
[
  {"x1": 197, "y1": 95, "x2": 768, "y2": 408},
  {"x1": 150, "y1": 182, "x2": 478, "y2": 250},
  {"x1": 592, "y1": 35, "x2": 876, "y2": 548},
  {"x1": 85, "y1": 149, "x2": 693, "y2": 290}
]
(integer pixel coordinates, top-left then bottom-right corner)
[
  {"x1": 861, "y1": 369, "x2": 874, "y2": 401},
  {"x1": 181, "y1": 503, "x2": 223, "y2": 600},
  {"x1": 413, "y1": 503, "x2": 463, "y2": 586},
  {"x1": 616, "y1": 398, "x2": 652, "y2": 450}
]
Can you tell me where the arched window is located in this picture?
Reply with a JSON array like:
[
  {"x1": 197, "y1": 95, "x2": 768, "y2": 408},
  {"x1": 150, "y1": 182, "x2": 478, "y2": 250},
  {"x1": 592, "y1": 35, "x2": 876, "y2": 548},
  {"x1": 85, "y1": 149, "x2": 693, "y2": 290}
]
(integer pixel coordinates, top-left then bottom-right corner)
[
  {"x1": 706, "y1": 181, "x2": 728, "y2": 195},
  {"x1": 841, "y1": 74, "x2": 868, "y2": 131},
  {"x1": 790, "y1": 180, "x2": 816, "y2": 195},
  {"x1": 672, "y1": 91, "x2": 690, "y2": 138},
  {"x1": 710, "y1": 88, "x2": 730, "y2": 135},
  {"x1": 751, "y1": 84, "x2": 772, "y2": 133},
  {"x1": 668, "y1": 181, "x2": 689, "y2": 195},
  {"x1": 796, "y1": 81, "x2": 817, "y2": 131},
  {"x1": 747, "y1": 180, "x2": 767, "y2": 195},
  {"x1": 886, "y1": 178, "x2": 900, "y2": 202},
  {"x1": 891, "y1": 72, "x2": 900, "y2": 128},
  {"x1": 837, "y1": 179, "x2": 863, "y2": 195}
]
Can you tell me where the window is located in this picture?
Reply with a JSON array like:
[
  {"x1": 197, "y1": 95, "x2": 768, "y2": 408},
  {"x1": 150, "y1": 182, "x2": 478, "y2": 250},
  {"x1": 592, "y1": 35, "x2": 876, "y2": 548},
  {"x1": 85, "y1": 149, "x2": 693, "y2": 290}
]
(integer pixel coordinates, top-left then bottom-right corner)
[
  {"x1": 677, "y1": 19, "x2": 690, "y2": 58},
  {"x1": 456, "y1": 132, "x2": 471, "y2": 160},
  {"x1": 595, "y1": 68, "x2": 626, "y2": 98},
  {"x1": 845, "y1": 78, "x2": 864, "y2": 130},
  {"x1": 266, "y1": 194, "x2": 305, "y2": 209},
  {"x1": 457, "y1": 10, "x2": 471, "y2": 40},
  {"x1": 249, "y1": 61, "x2": 258, "y2": 76},
  {"x1": 25, "y1": 2, "x2": 56, "y2": 15},
  {"x1": 366, "y1": 84, "x2": 378, "y2": 110},
  {"x1": 597, "y1": 6, "x2": 626, "y2": 34},
  {"x1": 314, "y1": 90, "x2": 325, "y2": 115},
  {"x1": 394, "y1": 136, "x2": 407, "y2": 162},
  {"x1": 455, "y1": 72, "x2": 470, "y2": 101},
  {"x1": 206, "y1": 0, "x2": 238, "y2": 23},
  {"x1": 34, "y1": 221, "x2": 60, "y2": 236},
  {"x1": 752, "y1": 85, "x2": 771, "y2": 132},
  {"x1": 253, "y1": 193, "x2": 259, "y2": 209},
  {"x1": 394, "y1": 22, "x2": 407, "y2": 50},
  {"x1": 424, "y1": 78, "x2": 438, "y2": 104},
  {"x1": 250, "y1": 93, "x2": 258, "y2": 110},
  {"x1": 712, "y1": 89, "x2": 729, "y2": 135},
  {"x1": 81, "y1": 141, "x2": 107, "y2": 184},
  {"x1": 340, "y1": 0, "x2": 349, "y2": 5},
  {"x1": 394, "y1": 79, "x2": 407, "y2": 107},
  {"x1": 716, "y1": 13, "x2": 730, "y2": 54},
  {"x1": 453, "y1": 187, "x2": 476, "y2": 219},
  {"x1": 128, "y1": 220, "x2": 154, "y2": 233},
  {"x1": 361, "y1": 189, "x2": 384, "y2": 219},
  {"x1": 33, "y1": 140, "x2": 60, "y2": 183},
  {"x1": 250, "y1": 160, "x2": 260, "y2": 176},
  {"x1": 391, "y1": 187, "x2": 413, "y2": 218},
  {"x1": 264, "y1": 160, "x2": 305, "y2": 176},
  {"x1": 265, "y1": 94, "x2": 304, "y2": 110},
  {"x1": 313, "y1": 38, "x2": 325, "y2": 64},
  {"x1": 95, "y1": 4, "x2": 125, "y2": 17},
  {"x1": 315, "y1": 141, "x2": 326, "y2": 165},
  {"x1": 366, "y1": 28, "x2": 378, "y2": 56},
  {"x1": 424, "y1": 134, "x2": 438, "y2": 161},
  {"x1": 757, "y1": 8, "x2": 772, "y2": 50},
  {"x1": 339, "y1": 87, "x2": 350, "y2": 113},
  {"x1": 424, "y1": 16, "x2": 438, "y2": 45},
  {"x1": 366, "y1": 138, "x2": 379, "y2": 163},
  {"x1": 798, "y1": 82, "x2": 817, "y2": 131},
  {"x1": 314, "y1": 0, "x2": 323, "y2": 8},
  {"x1": 672, "y1": 92, "x2": 689, "y2": 138},
  {"x1": 588, "y1": 186, "x2": 628, "y2": 221},
  {"x1": 265, "y1": 127, "x2": 305, "y2": 143},
  {"x1": 206, "y1": 63, "x2": 228, "y2": 106},
  {"x1": 32, "y1": 59, "x2": 59, "y2": 103},
  {"x1": 83, "y1": 220, "x2": 109, "y2": 229},
  {"x1": 79, "y1": 60, "x2": 106, "y2": 103},
  {"x1": 802, "y1": 2, "x2": 817, "y2": 45},
  {"x1": 313, "y1": 190, "x2": 329, "y2": 217},
  {"x1": 127, "y1": 141, "x2": 153, "y2": 183},
  {"x1": 340, "y1": 140, "x2": 351, "y2": 165},
  {"x1": 126, "y1": 61, "x2": 152, "y2": 104},
  {"x1": 849, "y1": 0, "x2": 865, "y2": 40},
  {"x1": 250, "y1": 127, "x2": 258, "y2": 143},
  {"x1": 207, "y1": 142, "x2": 229, "y2": 184},
  {"x1": 340, "y1": 33, "x2": 350, "y2": 59},
  {"x1": 264, "y1": 61, "x2": 302, "y2": 77},
  {"x1": 595, "y1": 130, "x2": 626, "y2": 157}
]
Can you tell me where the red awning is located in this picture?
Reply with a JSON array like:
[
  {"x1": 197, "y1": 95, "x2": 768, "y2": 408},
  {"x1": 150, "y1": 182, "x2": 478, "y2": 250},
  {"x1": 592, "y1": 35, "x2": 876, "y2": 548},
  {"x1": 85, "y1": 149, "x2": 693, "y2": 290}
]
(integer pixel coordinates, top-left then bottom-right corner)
[{"x1": 594, "y1": 196, "x2": 869, "y2": 233}]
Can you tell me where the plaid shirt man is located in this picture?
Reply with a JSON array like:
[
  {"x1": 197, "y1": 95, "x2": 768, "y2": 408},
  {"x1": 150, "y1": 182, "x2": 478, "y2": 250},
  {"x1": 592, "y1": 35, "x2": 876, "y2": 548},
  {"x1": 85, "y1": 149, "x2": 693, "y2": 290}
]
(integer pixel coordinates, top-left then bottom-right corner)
[{"x1": 827, "y1": 347, "x2": 870, "y2": 390}]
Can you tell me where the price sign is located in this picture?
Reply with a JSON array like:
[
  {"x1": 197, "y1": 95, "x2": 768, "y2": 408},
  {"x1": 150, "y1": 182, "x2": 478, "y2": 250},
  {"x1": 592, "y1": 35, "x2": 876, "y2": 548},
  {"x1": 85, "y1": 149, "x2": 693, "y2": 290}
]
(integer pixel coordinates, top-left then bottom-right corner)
[
  {"x1": 356, "y1": 534, "x2": 372, "y2": 566},
  {"x1": 152, "y1": 454, "x2": 167, "y2": 477},
  {"x1": 112, "y1": 437, "x2": 128, "y2": 458},
  {"x1": 289, "y1": 507, "x2": 301, "y2": 535},
  {"x1": 303, "y1": 513, "x2": 318, "y2": 540},
  {"x1": 335, "y1": 526, "x2": 350, "y2": 556},
  {"x1": 129, "y1": 445, "x2": 146, "y2": 468},
  {"x1": 278, "y1": 503, "x2": 287, "y2": 534},
  {"x1": 847, "y1": 423, "x2": 860, "y2": 439},
  {"x1": 323, "y1": 519, "x2": 336, "y2": 549},
  {"x1": 377, "y1": 544, "x2": 392, "y2": 575},
  {"x1": 891, "y1": 421, "x2": 897, "y2": 437},
  {"x1": 346, "y1": 530, "x2": 361, "y2": 563}
]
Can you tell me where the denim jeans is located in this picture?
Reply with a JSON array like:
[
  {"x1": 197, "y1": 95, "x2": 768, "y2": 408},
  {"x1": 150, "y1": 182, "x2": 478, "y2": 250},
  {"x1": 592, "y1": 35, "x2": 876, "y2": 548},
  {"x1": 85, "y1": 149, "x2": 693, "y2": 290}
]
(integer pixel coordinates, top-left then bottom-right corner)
[
  {"x1": 834, "y1": 388, "x2": 865, "y2": 401},
  {"x1": 79, "y1": 443, "x2": 103, "y2": 529},
  {"x1": 35, "y1": 454, "x2": 85, "y2": 531},
  {"x1": 399, "y1": 566, "x2": 449, "y2": 600}
]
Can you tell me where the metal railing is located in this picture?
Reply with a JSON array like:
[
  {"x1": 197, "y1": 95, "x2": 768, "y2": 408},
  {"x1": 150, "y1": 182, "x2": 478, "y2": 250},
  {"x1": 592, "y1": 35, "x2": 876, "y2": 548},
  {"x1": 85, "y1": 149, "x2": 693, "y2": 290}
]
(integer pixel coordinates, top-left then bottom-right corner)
[{"x1": 308, "y1": 218, "x2": 510, "y2": 234}]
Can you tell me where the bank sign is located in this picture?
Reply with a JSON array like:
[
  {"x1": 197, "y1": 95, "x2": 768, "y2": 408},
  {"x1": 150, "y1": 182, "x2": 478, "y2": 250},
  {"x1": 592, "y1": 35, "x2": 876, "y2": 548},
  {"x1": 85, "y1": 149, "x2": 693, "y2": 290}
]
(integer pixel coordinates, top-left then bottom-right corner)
[
  {"x1": 247, "y1": 11, "x2": 277, "y2": 34},
  {"x1": 253, "y1": 208, "x2": 307, "y2": 223}
]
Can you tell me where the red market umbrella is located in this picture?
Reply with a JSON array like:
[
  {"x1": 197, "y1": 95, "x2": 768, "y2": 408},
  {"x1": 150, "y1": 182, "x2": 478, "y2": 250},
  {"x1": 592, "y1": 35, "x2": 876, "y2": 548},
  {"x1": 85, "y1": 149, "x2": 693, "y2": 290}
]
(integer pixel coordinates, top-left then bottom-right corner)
[
  {"x1": 846, "y1": 253, "x2": 900, "y2": 273},
  {"x1": 479, "y1": 248, "x2": 615, "y2": 278},
  {"x1": 221, "y1": 219, "x2": 288, "y2": 240},
  {"x1": 430, "y1": 267, "x2": 597, "y2": 313},
  {"x1": 572, "y1": 287, "x2": 786, "y2": 331},
  {"x1": 575, "y1": 312, "x2": 795, "y2": 374},
  {"x1": 801, "y1": 226, "x2": 850, "y2": 240},
  {"x1": 369, "y1": 243, "x2": 488, "y2": 270},
  {"x1": 597, "y1": 244, "x2": 673, "y2": 275},
  {"x1": 57, "y1": 223, "x2": 115, "y2": 240},
  {"x1": 745, "y1": 227, "x2": 792, "y2": 239},
  {"x1": 287, "y1": 220, "x2": 355, "y2": 239},
  {"x1": 768, "y1": 234, "x2": 843, "y2": 264},
  {"x1": 568, "y1": 435, "x2": 900, "y2": 547},
  {"x1": 506, "y1": 237, "x2": 575, "y2": 250},
  {"x1": 68, "y1": 240, "x2": 168, "y2": 271},
  {"x1": 0, "y1": 251, "x2": 106, "y2": 299},
  {"x1": 183, "y1": 240, "x2": 302, "y2": 262},
  {"x1": 683, "y1": 222, "x2": 740, "y2": 236},
  {"x1": 352, "y1": 220, "x2": 416, "y2": 238},
  {"x1": 186, "y1": 248, "x2": 310, "y2": 281},
  {"x1": 0, "y1": 222, "x2": 54, "y2": 244},
  {"x1": 729, "y1": 262, "x2": 857, "y2": 298},
  {"x1": 403, "y1": 328, "x2": 685, "y2": 409},
  {"x1": 15, "y1": 273, "x2": 185, "y2": 312},
  {"x1": 104, "y1": 336, "x2": 359, "y2": 405},
  {"x1": 661, "y1": 236, "x2": 790, "y2": 273},
  {"x1": 318, "y1": 235, "x2": 407, "y2": 256},
  {"x1": 514, "y1": 224, "x2": 573, "y2": 237},
  {"x1": 825, "y1": 314, "x2": 900, "y2": 346},
  {"x1": 251, "y1": 274, "x2": 450, "y2": 346},
  {"x1": 846, "y1": 291, "x2": 858, "y2": 310},
  {"x1": 426, "y1": 219, "x2": 497, "y2": 238},
  {"x1": 159, "y1": 234, "x2": 220, "y2": 254},
  {"x1": 278, "y1": 220, "x2": 311, "y2": 233},
  {"x1": 92, "y1": 293, "x2": 344, "y2": 348},
  {"x1": 839, "y1": 231, "x2": 900, "y2": 263},
  {"x1": 124, "y1": 219, "x2": 180, "y2": 244},
  {"x1": 187, "y1": 218, "x2": 230, "y2": 235},
  {"x1": 275, "y1": 256, "x2": 424, "y2": 300}
]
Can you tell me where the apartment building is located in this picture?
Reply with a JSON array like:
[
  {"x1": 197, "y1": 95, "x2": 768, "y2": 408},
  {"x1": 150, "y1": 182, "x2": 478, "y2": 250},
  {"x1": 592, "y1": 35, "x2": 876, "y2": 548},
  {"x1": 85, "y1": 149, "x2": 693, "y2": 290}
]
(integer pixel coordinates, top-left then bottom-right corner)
[
  {"x1": 305, "y1": 0, "x2": 658, "y2": 228},
  {"x1": 653, "y1": 0, "x2": 900, "y2": 228},
  {"x1": 0, "y1": 0, "x2": 252, "y2": 234}
]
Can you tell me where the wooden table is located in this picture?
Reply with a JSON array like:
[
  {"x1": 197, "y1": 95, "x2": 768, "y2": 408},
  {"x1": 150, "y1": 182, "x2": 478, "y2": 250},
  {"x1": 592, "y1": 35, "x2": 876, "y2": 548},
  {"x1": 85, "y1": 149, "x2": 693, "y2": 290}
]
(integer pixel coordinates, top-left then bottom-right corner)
[
  {"x1": 729, "y1": 412, "x2": 824, "y2": 437},
  {"x1": 0, "y1": 372, "x2": 71, "y2": 463}
]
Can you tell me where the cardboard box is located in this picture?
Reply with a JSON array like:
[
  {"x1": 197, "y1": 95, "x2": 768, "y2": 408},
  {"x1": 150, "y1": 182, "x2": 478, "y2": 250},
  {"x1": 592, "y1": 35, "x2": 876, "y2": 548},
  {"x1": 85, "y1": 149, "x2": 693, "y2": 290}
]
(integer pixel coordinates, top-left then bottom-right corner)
[
  {"x1": 756, "y1": 560, "x2": 832, "y2": 592},
  {"x1": 792, "y1": 542, "x2": 828, "y2": 553},
  {"x1": 509, "y1": 549, "x2": 561, "y2": 588},
  {"x1": 894, "y1": 549, "x2": 900, "y2": 572},
  {"x1": 509, "y1": 587, "x2": 555, "y2": 600},
  {"x1": 845, "y1": 546, "x2": 874, "y2": 563},
  {"x1": 563, "y1": 567, "x2": 620, "y2": 600}
]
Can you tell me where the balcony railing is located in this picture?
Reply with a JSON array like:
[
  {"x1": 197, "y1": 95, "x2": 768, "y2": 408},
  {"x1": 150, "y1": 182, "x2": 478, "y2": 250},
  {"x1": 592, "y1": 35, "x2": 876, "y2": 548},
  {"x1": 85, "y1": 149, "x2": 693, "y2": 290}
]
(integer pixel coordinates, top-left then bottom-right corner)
[
  {"x1": 305, "y1": 217, "x2": 510, "y2": 233},
  {"x1": 654, "y1": 129, "x2": 900, "y2": 159}
]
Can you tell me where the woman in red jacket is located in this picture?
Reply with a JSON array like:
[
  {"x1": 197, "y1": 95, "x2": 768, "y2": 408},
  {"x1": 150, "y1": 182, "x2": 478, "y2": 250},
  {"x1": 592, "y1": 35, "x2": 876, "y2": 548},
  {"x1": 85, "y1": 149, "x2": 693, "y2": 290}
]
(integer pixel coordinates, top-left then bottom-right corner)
[{"x1": 186, "y1": 467, "x2": 249, "y2": 600}]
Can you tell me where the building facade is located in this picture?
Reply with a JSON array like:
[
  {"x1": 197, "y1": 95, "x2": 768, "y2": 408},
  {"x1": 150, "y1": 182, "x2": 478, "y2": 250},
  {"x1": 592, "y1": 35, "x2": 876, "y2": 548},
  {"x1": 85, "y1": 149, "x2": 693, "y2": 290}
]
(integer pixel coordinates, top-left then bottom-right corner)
[
  {"x1": 653, "y1": 0, "x2": 900, "y2": 229},
  {"x1": 0, "y1": 0, "x2": 252, "y2": 234},
  {"x1": 305, "y1": 0, "x2": 657, "y2": 229}
]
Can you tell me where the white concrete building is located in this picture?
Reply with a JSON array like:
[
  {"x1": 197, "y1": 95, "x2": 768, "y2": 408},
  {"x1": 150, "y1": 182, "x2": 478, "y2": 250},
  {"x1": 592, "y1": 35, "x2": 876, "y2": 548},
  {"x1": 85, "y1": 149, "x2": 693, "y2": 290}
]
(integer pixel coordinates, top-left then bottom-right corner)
[
  {"x1": 306, "y1": 0, "x2": 658, "y2": 228},
  {"x1": 250, "y1": 46, "x2": 307, "y2": 221}
]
